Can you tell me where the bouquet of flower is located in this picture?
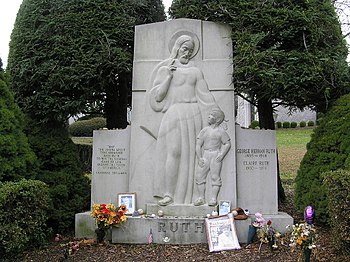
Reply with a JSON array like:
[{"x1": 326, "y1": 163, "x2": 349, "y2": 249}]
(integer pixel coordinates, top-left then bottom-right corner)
[
  {"x1": 257, "y1": 220, "x2": 281, "y2": 251},
  {"x1": 288, "y1": 222, "x2": 317, "y2": 251},
  {"x1": 252, "y1": 212, "x2": 265, "y2": 228},
  {"x1": 90, "y1": 203, "x2": 128, "y2": 241}
]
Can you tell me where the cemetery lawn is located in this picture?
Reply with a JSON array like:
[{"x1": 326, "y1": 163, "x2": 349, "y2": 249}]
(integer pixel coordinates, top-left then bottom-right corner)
[
  {"x1": 14, "y1": 128, "x2": 347, "y2": 261},
  {"x1": 277, "y1": 127, "x2": 314, "y2": 181}
]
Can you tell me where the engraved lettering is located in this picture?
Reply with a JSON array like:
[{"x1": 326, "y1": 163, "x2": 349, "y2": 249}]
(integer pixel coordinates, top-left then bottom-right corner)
[
  {"x1": 181, "y1": 222, "x2": 190, "y2": 233},
  {"x1": 194, "y1": 222, "x2": 205, "y2": 233},
  {"x1": 170, "y1": 222, "x2": 178, "y2": 232},
  {"x1": 158, "y1": 222, "x2": 166, "y2": 232}
]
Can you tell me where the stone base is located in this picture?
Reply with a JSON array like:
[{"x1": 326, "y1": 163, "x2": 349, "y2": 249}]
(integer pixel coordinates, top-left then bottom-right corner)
[
  {"x1": 76, "y1": 211, "x2": 293, "y2": 244},
  {"x1": 111, "y1": 212, "x2": 293, "y2": 244},
  {"x1": 75, "y1": 211, "x2": 96, "y2": 239},
  {"x1": 146, "y1": 203, "x2": 218, "y2": 217}
]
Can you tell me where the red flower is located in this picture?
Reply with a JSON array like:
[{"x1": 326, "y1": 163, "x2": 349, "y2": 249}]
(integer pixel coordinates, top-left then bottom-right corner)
[
  {"x1": 102, "y1": 208, "x2": 111, "y2": 215},
  {"x1": 267, "y1": 220, "x2": 272, "y2": 226},
  {"x1": 118, "y1": 211, "x2": 124, "y2": 217},
  {"x1": 101, "y1": 204, "x2": 107, "y2": 208}
]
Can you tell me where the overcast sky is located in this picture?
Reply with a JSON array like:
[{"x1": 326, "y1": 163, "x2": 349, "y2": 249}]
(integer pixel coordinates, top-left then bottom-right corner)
[
  {"x1": 1, "y1": 0, "x2": 348, "y2": 68},
  {"x1": 0, "y1": 0, "x2": 22, "y2": 67}
]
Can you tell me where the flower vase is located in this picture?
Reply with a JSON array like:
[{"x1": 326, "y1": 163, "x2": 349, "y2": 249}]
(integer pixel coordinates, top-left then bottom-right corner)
[
  {"x1": 303, "y1": 248, "x2": 312, "y2": 262},
  {"x1": 247, "y1": 225, "x2": 257, "y2": 244},
  {"x1": 95, "y1": 228, "x2": 106, "y2": 243},
  {"x1": 268, "y1": 238, "x2": 275, "y2": 251}
]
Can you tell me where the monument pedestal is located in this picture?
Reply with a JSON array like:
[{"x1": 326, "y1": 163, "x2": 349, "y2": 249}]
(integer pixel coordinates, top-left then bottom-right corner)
[{"x1": 111, "y1": 212, "x2": 293, "y2": 244}]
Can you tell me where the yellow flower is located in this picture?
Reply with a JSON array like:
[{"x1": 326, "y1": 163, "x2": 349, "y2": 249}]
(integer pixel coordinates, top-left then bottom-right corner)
[
  {"x1": 106, "y1": 203, "x2": 115, "y2": 210},
  {"x1": 296, "y1": 238, "x2": 303, "y2": 245},
  {"x1": 107, "y1": 216, "x2": 114, "y2": 225},
  {"x1": 120, "y1": 215, "x2": 127, "y2": 222}
]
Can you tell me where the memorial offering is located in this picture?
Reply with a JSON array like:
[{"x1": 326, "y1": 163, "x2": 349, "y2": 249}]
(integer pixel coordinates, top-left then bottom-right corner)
[
  {"x1": 205, "y1": 213, "x2": 240, "y2": 252},
  {"x1": 90, "y1": 203, "x2": 128, "y2": 242}
]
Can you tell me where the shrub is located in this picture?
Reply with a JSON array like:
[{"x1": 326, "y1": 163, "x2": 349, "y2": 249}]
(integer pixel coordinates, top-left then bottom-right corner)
[
  {"x1": 282, "y1": 121, "x2": 290, "y2": 128},
  {"x1": 0, "y1": 179, "x2": 50, "y2": 257},
  {"x1": 276, "y1": 122, "x2": 282, "y2": 128},
  {"x1": 249, "y1": 120, "x2": 259, "y2": 129},
  {"x1": 324, "y1": 170, "x2": 350, "y2": 255},
  {"x1": 0, "y1": 66, "x2": 37, "y2": 181},
  {"x1": 295, "y1": 93, "x2": 350, "y2": 224},
  {"x1": 299, "y1": 121, "x2": 306, "y2": 127},
  {"x1": 290, "y1": 122, "x2": 297, "y2": 128},
  {"x1": 307, "y1": 120, "x2": 315, "y2": 126},
  {"x1": 69, "y1": 117, "x2": 106, "y2": 137},
  {"x1": 27, "y1": 122, "x2": 91, "y2": 233}
]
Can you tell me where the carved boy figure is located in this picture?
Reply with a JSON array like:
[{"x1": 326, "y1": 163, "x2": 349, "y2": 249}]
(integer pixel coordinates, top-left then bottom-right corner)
[{"x1": 194, "y1": 108, "x2": 231, "y2": 206}]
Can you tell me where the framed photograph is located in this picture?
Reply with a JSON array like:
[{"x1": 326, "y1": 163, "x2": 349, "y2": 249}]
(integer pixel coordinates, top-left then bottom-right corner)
[
  {"x1": 205, "y1": 213, "x2": 241, "y2": 252},
  {"x1": 117, "y1": 193, "x2": 136, "y2": 215},
  {"x1": 219, "y1": 200, "x2": 231, "y2": 216}
]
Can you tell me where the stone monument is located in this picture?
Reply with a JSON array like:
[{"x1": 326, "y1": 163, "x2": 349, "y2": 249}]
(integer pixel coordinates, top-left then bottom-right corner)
[
  {"x1": 75, "y1": 18, "x2": 293, "y2": 244},
  {"x1": 129, "y1": 19, "x2": 236, "y2": 213}
]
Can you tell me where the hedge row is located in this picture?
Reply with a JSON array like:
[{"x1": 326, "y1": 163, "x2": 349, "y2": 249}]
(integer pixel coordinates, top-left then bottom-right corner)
[
  {"x1": 0, "y1": 179, "x2": 50, "y2": 257},
  {"x1": 68, "y1": 117, "x2": 106, "y2": 137},
  {"x1": 276, "y1": 120, "x2": 315, "y2": 128},
  {"x1": 250, "y1": 120, "x2": 315, "y2": 129}
]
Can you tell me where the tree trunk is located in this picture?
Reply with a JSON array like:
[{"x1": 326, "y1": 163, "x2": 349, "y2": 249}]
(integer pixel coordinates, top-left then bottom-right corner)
[
  {"x1": 257, "y1": 97, "x2": 286, "y2": 203},
  {"x1": 257, "y1": 97, "x2": 275, "y2": 130},
  {"x1": 105, "y1": 73, "x2": 129, "y2": 129}
]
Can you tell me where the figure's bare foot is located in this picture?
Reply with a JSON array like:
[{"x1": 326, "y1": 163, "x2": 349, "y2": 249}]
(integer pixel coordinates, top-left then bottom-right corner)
[
  {"x1": 158, "y1": 196, "x2": 173, "y2": 206},
  {"x1": 194, "y1": 198, "x2": 205, "y2": 206},
  {"x1": 208, "y1": 199, "x2": 217, "y2": 206}
]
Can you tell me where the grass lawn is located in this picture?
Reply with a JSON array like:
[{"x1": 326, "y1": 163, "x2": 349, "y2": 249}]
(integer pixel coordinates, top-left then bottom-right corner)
[{"x1": 276, "y1": 127, "x2": 314, "y2": 182}]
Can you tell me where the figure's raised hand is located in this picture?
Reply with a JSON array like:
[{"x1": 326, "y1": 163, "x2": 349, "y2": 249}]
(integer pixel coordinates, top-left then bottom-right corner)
[{"x1": 168, "y1": 59, "x2": 177, "y2": 74}]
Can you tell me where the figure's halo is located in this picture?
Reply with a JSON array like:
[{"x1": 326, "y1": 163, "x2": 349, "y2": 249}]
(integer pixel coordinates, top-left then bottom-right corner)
[{"x1": 168, "y1": 30, "x2": 200, "y2": 59}]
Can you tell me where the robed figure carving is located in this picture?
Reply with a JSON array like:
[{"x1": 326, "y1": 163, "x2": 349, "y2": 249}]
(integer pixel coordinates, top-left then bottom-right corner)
[{"x1": 141, "y1": 32, "x2": 219, "y2": 206}]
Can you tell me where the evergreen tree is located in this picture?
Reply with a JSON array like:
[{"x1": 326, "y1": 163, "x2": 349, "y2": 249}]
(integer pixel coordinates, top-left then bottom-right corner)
[
  {"x1": 8, "y1": 0, "x2": 165, "y2": 129},
  {"x1": 169, "y1": 0, "x2": 349, "y2": 129},
  {"x1": 0, "y1": 57, "x2": 37, "y2": 181},
  {"x1": 295, "y1": 93, "x2": 350, "y2": 224},
  {"x1": 25, "y1": 121, "x2": 91, "y2": 233}
]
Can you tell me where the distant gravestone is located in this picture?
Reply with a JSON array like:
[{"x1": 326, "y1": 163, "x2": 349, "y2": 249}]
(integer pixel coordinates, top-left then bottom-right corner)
[
  {"x1": 235, "y1": 127, "x2": 278, "y2": 214},
  {"x1": 91, "y1": 128, "x2": 130, "y2": 204}
]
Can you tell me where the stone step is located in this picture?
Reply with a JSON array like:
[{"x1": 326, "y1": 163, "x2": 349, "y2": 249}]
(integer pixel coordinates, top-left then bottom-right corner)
[{"x1": 146, "y1": 203, "x2": 218, "y2": 217}]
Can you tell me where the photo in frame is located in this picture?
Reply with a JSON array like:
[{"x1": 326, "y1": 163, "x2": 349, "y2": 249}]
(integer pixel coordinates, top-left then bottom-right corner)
[
  {"x1": 117, "y1": 193, "x2": 136, "y2": 215},
  {"x1": 205, "y1": 213, "x2": 241, "y2": 252},
  {"x1": 219, "y1": 200, "x2": 231, "y2": 216}
]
